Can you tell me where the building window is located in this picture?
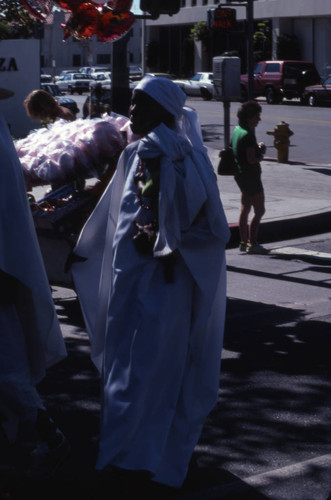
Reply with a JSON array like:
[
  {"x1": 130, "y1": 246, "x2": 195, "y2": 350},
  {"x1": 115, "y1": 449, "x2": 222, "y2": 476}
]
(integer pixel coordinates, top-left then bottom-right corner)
[
  {"x1": 192, "y1": 0, "x2": 196, "y2": 6},
  {"x1": 97, "y1": 54, "x2": 111, "y2": 64},
  {"x1": 181, "y1": 0, "x2": 186, "y2": 6},
  {"x1": 72, "y1": 54, "x2": 81, "y2": 67},
  {"x1": 202, "y1": 0, "x2": 207, "y2": 5}
]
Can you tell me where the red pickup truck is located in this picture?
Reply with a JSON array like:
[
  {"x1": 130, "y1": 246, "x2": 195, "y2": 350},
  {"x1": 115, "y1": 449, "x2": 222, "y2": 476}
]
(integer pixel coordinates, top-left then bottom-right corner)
[{"x1": 240, "y1": 60, "x2": 320, "y2": 104}]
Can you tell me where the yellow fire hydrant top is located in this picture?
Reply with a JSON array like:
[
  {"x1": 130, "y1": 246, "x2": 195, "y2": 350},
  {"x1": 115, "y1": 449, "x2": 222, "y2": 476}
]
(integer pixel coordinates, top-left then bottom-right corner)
[
  {"x1": 267, "y1": 121, "x2": 294, "y2": 143},
  {"x1": 267, "y1": 121, "x2": 294, "y2": 163}
]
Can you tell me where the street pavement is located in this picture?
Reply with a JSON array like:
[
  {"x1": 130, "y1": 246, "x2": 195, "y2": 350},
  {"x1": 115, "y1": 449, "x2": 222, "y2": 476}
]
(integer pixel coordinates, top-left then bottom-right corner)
[{"x1": 1, "y1": 148, "x2": 331, "y2": 499}]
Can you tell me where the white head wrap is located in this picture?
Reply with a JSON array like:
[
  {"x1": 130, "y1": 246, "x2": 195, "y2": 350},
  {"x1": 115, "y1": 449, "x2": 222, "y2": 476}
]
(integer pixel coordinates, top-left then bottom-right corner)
[
  {"x1": 135, "y1": 75, "x2": 206, "y2": 151},
  {"x1": 135, "y1": 75, "x2": 186, "y2": 119}
]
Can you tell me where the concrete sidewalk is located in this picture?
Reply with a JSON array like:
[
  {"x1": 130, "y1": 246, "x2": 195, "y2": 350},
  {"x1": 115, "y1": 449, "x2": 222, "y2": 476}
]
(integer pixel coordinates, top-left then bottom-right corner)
[{"x1": 207, "y1": 148, "x2": 331, "y2": 247}]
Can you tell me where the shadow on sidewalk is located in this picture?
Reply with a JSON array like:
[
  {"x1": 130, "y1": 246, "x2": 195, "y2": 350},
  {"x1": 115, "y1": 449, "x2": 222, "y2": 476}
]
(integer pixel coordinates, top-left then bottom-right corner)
[
  {"x1": 195, "y1": 298, "x2": 331, "y2": 499},
  {"x1": 2, "y1": 295, "x2": 330, "y2": 499}
]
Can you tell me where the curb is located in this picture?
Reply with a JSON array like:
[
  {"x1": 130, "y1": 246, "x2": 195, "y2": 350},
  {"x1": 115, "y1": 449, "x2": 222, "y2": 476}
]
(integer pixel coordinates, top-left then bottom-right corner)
[{"x1": 227, "y1": 210, "x2": 331, "y2": 249}]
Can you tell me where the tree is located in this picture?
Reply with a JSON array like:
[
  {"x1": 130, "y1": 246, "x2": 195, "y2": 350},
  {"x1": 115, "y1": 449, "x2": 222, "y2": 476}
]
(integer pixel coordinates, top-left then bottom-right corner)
[
  {"x1": 190, "y1": 21, "x2": 210, "y2": 44},
  {"x1": 253, "y1": 20, "x2": 271, "y2": 62},
  {"x1": 0, "y1": 0, "x2": 36, "y2": 39}
]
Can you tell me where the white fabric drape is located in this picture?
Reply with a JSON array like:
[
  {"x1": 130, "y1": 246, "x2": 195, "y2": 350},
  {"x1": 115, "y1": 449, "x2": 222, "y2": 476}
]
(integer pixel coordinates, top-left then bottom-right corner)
[
  {"x1": 0, "y1": 115, "x2": 66, "y2": 383},
  {"x1": 72, "y1": 121, "x2": 230, "y2": 487},
  {"x1": 0, "y1": 114, "x2": 66, "y2": 436}
]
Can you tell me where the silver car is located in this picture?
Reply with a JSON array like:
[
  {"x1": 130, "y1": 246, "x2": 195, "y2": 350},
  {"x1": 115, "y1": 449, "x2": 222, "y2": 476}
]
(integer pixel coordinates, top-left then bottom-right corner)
[
  {"x1": 173, "y1": 72, "x2": 214, "y2": 99},
  {"x1": 57, "y1": 73, "x2": 94, "y2": 95}
]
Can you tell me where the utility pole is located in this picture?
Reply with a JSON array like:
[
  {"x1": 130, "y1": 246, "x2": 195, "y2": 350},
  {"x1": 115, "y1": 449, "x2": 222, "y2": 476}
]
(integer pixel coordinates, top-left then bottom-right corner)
[
  {"x1": 111, "y1": 1, "x2": 181, "y2": 116},
  {"x1": 215, "y1": 1, "x2": 254, "y2": 147},
  {"x1": 224, "y1": 0, "x2": 254, "y2": 99},
  {"x1": 111, "y1": 32, "x2": 131, "y2": 117},
  {"x1": 246, "y1": 0, "x2": 254, "y2": 100},
  {"x1": 141, "y1": 18, "x2": 146, "y2": 76}
]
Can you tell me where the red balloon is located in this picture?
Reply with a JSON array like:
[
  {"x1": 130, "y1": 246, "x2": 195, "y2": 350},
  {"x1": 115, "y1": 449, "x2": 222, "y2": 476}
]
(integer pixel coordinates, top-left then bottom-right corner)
[
  {"x1": 19, "y1": 0, "x2": 135, "y2": 41},
  {"x1": 54, "y1": 0, "x2": 133, "y2": 11},
  {"x1": 53, "y1": 0, "x2": 82, "y2": 11},
  {"x1": 19, "y1": 0, "x2": 52, "y2": 21},
  {"x1": 108, "y1": 0, "x2": 133, "y2": 12},
  {"x1": 61, "y1": 22, "x2": 72, "y2": 40},
  {"x1": 97, "y1": 8, "x2": 134, "y2": 42},
  {"x1": 63, "y1": 2, "x2": 99, "y2": 39}
]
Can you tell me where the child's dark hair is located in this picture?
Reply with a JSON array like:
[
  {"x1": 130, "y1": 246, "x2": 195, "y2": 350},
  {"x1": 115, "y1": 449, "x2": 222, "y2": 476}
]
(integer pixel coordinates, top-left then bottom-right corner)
[
  {"x1": 237, "y1": 100, "x2": 262, "y2": 126},
  {"x1": 24, "y1": 90, "x2": 59, "y2": 121}
]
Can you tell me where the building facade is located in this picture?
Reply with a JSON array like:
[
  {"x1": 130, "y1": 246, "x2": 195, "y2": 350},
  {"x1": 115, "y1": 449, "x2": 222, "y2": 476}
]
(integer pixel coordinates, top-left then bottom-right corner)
[
  {"x1": 41, "y1": 10, "x2": 142, "y2": 77},
  {"x1": 40, "y1": 2, "x2": 331, "y2": 80},
  {"x1": 145, "y1": 0, "x2": 331, "y2": 78}
]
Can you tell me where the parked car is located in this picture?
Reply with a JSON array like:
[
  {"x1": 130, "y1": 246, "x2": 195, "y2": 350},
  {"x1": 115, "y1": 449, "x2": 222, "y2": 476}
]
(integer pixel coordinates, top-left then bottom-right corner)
[
  {"x1": 83, "y1": 79, "x2": 137, "y2": 117},
  {"x1": 92, "y1": 71, "x2": 111, "y2": 80},
  {"x1": 130, "y1": 73, "x2": 177, "y2": 91},
  {"x1": 90, "y1": 77, "x2": 111, "y2": 90},
  {"x1": 41, "y1": 83, "x2": 80, "y2": 115},
  {"x1": 90, "y1": 72, "x2": 112, "y2": 89},
  {"x1": 129, "y1": 65, "x2": 143, "y2": 81},
  {"x1": 54, "y1": 69, "x2": 77, "y2": 84},
  {"x1": 41, "y1": 83, "x2": 64, "y2": 96},
  {"x1": 173, "y1": 72, "x2": 214, "y2": 99},
  {"x1": 79, "y1": 66, "x2": 110, "y2": 76},
  {"x1": 83, "y1": 86, "x2": 111, "y2": 118},
  {"x1": 57, "y1": 73, "x2": 94, "y2": 94},
  {"x1": 41, "y1": 71, "x2": 52, "y2": 83},
  {"x1": 240, "y1": 60, "x2": 320, "y2": 104},
  {"x1": 303, "y1": 75, "x2": 331, "y2": 106},
  {"x1": 145, "y1": 73, "x2": 176, "y2": 79},
  {"x1": 90, "y1": 77, "x2": 140, "y2": 92}
]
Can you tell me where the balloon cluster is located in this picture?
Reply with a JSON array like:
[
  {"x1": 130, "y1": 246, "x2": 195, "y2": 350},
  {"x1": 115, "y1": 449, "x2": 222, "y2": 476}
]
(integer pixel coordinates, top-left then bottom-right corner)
[{"x1": 20, "y1": 0, "x2": 135, "y2": 42}]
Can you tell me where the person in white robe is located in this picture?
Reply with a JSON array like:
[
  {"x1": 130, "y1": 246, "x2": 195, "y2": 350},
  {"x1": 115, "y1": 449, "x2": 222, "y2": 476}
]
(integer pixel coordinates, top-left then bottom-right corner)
[
  {"x1": 72, "y1": 76, "x2": 230, "y2": 490},
  {"x1": 0, "y1": 88, "x2": 68, "y2": 475}
]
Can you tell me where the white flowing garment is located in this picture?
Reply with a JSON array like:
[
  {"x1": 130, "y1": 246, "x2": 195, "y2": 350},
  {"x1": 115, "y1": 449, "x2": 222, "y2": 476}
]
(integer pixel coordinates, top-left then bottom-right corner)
[
  {"x1": 72, "y1": 122, "x2": 230, "y2": 487},
  {"x1": 0, "y1": 114, "x2": 66, "y2": 425}
]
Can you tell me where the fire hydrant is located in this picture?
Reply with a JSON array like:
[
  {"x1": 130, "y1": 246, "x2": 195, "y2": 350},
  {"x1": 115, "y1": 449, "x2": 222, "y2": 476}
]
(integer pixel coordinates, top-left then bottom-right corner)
[{"x1": 267, "y1": 121, "x2": 294, "y2": 163}]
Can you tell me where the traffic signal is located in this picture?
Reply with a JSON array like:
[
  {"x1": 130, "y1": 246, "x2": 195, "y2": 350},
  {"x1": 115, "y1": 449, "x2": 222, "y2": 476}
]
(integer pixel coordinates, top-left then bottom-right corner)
[
  {"x1": 140, "y1": 0, "x2": 181, "y2": 17},
  {"x1": 213, "y1": 7, "x2": 236, "y2": 30}
]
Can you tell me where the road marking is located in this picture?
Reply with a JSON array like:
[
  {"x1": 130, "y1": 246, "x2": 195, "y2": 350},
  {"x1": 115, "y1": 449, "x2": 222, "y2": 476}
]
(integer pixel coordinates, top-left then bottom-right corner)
[
  {"x1": 195, "y1": 102, "x2": 331, "y2": 124},
  {"x1": 189, "y1": 452, "x2": 331, "y2": 499},
  {"x1": 243, "y1": 453, "x2": 331, "y2": 487},
  {"x1": 269, "y1": 246, "x2": 331, "y2": 262},
  {"x1": 243, "y1": 454, "x2": 331, "y2": 487},
  {"x1": 261, "y1": 113, "x2": 331, "y2": 125}
]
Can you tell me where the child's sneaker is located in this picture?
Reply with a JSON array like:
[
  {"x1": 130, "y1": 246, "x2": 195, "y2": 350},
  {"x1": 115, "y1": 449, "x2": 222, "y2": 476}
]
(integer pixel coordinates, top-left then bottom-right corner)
[
  {"x1": 239, "y1": 241, "x2": 248, "y2": 252},
  {"x1": 246, "y1": 242, "x2": 268, "y2": 254}
]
